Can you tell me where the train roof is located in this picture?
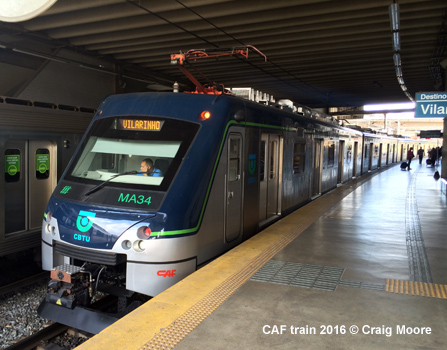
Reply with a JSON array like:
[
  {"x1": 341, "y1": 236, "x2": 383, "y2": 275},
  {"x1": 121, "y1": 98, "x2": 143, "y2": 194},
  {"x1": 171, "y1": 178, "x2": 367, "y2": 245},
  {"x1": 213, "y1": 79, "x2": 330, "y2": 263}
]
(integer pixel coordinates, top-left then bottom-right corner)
[{"x1": 96, "y1": 92, "x2": 362, "y2": 136}]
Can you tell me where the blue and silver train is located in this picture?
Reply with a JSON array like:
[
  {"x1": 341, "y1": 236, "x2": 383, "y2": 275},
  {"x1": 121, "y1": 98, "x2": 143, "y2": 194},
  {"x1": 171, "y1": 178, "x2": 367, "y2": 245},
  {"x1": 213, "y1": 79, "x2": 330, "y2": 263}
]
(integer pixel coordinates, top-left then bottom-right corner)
[{"x1": 37, "y1": 92, "x2": 427, "y2": 333}]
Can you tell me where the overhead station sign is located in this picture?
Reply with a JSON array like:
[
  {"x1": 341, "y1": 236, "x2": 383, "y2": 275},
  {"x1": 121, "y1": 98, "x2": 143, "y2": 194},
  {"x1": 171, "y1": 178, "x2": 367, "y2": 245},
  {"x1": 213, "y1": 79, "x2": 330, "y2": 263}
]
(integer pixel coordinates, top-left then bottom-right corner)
[
  {"x1": 420, "y1": 130, "x2": 442, "y2": 139},
  {"x1": 415, "y1": 92, "x2": 447, "y2": 118}
]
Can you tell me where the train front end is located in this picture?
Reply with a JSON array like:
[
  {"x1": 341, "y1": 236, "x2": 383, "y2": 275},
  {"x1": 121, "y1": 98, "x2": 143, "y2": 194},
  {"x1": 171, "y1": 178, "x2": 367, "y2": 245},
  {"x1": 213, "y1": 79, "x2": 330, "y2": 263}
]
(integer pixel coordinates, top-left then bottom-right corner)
[{"x1": 37, "y1": 93, "x2": 221, "y2": 333}]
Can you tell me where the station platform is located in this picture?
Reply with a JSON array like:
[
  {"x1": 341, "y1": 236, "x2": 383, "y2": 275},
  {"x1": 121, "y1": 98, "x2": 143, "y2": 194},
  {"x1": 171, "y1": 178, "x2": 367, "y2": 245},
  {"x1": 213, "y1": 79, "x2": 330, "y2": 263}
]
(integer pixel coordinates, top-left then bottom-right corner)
[{"x1": 76, "y1": 161, "x2": 447, "y2": 350}]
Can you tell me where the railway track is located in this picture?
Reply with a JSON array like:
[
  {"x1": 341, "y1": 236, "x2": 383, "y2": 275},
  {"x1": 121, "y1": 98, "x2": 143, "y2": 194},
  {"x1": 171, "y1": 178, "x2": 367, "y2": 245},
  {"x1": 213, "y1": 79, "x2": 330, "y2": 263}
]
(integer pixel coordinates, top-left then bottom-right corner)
[
  {"x1": 4, "y1": 323, "x2": 69, "y2": 350},
  {"x1": 0, "y1": 272, "x2": 48, "y2": 297},
  {"x1": 1, "y1": 271, "x2": 123, "y2": 349},
  {"x1": 0, "y1": 272, "x2": 95, "y2": 349}
]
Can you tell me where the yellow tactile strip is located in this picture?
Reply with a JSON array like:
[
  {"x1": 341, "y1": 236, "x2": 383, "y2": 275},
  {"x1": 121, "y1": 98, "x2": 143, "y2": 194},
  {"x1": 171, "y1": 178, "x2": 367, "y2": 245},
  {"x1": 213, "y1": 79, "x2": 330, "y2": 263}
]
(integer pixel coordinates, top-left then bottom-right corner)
[
  {"x1": 75, "y1": 171, "x2": 383, "y2": 350},
  {"x1": 386, "y1": 279, "x2": 447, "y2": 299}
]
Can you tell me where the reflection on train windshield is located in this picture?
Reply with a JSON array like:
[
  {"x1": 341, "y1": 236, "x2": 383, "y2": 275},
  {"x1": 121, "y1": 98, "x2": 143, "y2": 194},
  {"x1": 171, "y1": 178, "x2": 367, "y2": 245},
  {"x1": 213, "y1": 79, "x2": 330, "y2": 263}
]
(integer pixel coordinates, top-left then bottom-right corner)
[
  {"x1": 71, "y1": 137, "x2": 180, "y2": 186},
  {"x1": 67, "y1": 116, "x2": 200, "y2": 188}
]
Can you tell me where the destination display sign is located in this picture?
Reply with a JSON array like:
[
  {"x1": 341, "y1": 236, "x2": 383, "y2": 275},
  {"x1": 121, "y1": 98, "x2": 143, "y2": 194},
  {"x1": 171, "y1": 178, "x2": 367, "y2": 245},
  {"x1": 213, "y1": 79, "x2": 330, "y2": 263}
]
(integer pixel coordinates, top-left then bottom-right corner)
[
  {"x1": 415, "y1": 92, "x2": 447, "y2": 118},
  {"x1": 117, "y1": 119, "x2": 164, "y2": 131},
  {"x1": 420, "y1": 130, "x2": 442, "y2": 139}
]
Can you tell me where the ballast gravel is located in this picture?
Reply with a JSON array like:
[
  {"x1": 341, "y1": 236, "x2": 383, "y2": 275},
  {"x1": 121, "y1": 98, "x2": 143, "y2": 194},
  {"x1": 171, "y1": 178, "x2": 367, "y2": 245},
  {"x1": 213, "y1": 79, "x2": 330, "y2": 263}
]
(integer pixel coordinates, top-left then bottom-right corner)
[{"x1": 0, "y1": 281, "x2": 88, "y2": 349}]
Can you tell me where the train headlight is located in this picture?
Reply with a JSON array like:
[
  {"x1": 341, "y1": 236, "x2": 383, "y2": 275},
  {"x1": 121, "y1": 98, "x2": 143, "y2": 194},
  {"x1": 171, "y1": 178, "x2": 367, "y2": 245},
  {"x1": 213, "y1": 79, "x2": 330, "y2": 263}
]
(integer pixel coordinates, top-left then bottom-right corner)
[
  {"x1": 199, "y1": 110, "x2": 211, "y2": 120},
  {"x1": 44, "y1": 212, "x2": 57, "y2": 236},
  {"x1": 122, "y1": 240, "x2": 132, "y2": 250},
  {"x1": 44, "y1": 224, "x2": 57, "y2": 236},
  {"x1": 133, "y1": 240, "x2": 145, "y2": 252},
  {"x1": 137, "y1": 226, "x2": 152, "y2": 240}
]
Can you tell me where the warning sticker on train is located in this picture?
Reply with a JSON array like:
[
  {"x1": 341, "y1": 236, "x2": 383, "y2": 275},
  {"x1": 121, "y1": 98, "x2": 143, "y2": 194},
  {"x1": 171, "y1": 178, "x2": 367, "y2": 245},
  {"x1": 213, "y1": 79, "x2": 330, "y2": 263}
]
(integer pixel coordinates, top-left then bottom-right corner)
[
  {"x1": 5, "y1": 155, "x2": 20, "y2": 176},
  {"x1": 36, "y1": 154, "x2": 49, "y2": 173}
]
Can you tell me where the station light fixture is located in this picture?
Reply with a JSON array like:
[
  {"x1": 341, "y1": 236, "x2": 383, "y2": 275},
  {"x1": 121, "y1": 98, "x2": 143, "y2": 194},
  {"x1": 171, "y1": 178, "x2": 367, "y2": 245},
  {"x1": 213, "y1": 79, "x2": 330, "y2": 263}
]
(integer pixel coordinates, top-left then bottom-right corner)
[
  {"x1": 393, "y1": 53, "x2": 401, "y2": 66},
  {"x1": 389, "y1": 3, "x2": 400, "y2": 32},
  {"x1": 392, "y1": 32, "x2": 400, "y2": 52},
  {"x1": 388, "y1": 2, "x2": 413, "y2": 102}
]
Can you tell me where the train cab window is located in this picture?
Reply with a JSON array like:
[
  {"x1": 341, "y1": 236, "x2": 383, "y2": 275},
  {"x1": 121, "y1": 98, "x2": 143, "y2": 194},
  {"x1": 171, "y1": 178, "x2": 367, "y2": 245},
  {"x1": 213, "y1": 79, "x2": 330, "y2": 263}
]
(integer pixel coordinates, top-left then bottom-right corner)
[
  {"x1": 71, "y1": 137, "x2": 180, "y2": 186},
  {"x1": 5, "y1": 149, "x2": 21, "y2": 182},
  {"x1": 66, "y1": 116, "x2": 199, "y2": 191},
  {"x1": 327, "y1": 142, "x2": 335, "y2": 168},
  {"x1": 293, "y1": 142, "x2": 306, "y2": 174},
  {"x1": 36, "y1": 149, "x2": 50, "y2": 179}
]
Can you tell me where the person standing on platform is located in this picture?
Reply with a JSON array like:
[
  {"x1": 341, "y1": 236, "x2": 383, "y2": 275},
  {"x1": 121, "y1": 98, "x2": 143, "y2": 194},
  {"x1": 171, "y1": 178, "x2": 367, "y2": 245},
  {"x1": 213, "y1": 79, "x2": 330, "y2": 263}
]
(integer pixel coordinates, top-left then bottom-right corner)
[
  {"x1": 430, "y1": 148, "x2": 437, "y2": 166},
  {"x1": 417, "y1": 147, "x2": 424, "y2": 164},
  {"x1": 407, "y1": 148, "x2": 414, "y2": 170}
]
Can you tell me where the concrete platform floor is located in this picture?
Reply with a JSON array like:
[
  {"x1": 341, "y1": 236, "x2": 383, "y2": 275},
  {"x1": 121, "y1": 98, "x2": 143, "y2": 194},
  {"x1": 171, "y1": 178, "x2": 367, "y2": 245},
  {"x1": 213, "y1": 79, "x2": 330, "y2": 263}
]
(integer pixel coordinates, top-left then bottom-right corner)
[{"x1": 174, "y1": 162, "x2": 447, "y2": 350}]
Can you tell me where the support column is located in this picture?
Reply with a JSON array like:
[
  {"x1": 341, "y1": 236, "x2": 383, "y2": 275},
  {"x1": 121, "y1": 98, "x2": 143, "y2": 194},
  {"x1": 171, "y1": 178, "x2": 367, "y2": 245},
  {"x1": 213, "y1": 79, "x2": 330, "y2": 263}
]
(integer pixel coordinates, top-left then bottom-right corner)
[{"x1": 442, "y1": 117, "x2": 447, "y2": 180}]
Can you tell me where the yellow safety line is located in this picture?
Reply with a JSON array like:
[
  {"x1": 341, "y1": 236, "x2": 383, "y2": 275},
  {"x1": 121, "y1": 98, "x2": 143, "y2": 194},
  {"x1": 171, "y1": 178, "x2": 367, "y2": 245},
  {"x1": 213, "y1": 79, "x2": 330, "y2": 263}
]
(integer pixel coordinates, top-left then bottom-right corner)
[{"x1": 386, "y1": 279, "x2": 447, "y2": 299}]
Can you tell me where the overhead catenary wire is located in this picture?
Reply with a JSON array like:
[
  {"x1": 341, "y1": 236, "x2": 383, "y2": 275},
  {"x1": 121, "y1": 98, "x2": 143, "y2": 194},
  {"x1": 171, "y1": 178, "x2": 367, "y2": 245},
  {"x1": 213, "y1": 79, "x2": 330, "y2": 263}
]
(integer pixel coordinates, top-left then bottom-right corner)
[{"x1": 126, "y1": 0, "x2": 346, "y2": 106}]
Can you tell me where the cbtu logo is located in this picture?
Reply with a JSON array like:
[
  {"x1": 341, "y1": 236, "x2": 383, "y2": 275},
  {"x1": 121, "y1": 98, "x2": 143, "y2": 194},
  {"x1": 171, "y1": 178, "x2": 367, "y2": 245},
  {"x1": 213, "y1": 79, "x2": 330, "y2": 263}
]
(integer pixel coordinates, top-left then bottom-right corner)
[
  {"x1": 74, "y1": 234, "x2": 91, "y2": 242},
  {"x1": 76, "y1": 210, "x2": 96, "y2": 232}
]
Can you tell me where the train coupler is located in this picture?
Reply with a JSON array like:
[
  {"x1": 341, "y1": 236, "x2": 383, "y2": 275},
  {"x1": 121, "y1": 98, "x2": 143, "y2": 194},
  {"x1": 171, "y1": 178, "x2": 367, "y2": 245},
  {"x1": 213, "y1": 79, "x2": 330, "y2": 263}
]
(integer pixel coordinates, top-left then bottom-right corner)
[{"x1": 45, "y1": 264, "x2": 97, "y2": 309}]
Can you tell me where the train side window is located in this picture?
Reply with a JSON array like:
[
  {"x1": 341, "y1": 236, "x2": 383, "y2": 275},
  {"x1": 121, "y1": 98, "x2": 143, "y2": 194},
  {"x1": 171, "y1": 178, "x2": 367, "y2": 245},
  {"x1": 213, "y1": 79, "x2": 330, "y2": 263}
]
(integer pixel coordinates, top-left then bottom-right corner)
[
  {"x1": 327, "y1": 142, "x2": 335, "y2": 168},
  {"x1": 36, "y1": 149, "x2": 50, "y2": 180},
  {"x1": 293, "y1": 142, "x2": 306, "y2": 174},
  {"x1": 5, "y1": 149, "x2": 21, "y2": 182},
  {"x1": 228, "y1": 137, "x2": 241, "y2": 182},
  {"x1": 260, "y1": 141, "x2": 266, "y2": 181},
  {"x1": 270, "y1": 141, "x2": 277, "y2": 179}
]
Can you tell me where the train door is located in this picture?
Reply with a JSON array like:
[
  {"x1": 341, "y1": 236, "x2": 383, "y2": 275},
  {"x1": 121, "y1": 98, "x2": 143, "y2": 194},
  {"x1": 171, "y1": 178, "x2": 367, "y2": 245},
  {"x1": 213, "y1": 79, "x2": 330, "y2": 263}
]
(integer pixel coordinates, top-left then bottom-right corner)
[
  {"x1": 312, "y1": 139, "x2": 323, "y2": 197},
  {"x1": 337, "y1": 140, "x2": 345, "y2": 183},
  {"x1": 259, "y1": 133, "x2": 282, "y2": 225},
  {"x1": 386, "y1": 144, "x2": 390, "y2": 165},
  {"x1": 225, "y1": 134, "x2": 243, "y2": 242},
  {"x1": 352, "y1": 141, "x2": 358, "y2": 177},
  {"x1": 378, "y1": 143, "x2": 383, "y2": 167},
  {"x1": 4, "y1": 140, "x2": 56, "y2": 235},
  {"x1": 368, "y1": 143, "x2": 374, "y2": 170}
]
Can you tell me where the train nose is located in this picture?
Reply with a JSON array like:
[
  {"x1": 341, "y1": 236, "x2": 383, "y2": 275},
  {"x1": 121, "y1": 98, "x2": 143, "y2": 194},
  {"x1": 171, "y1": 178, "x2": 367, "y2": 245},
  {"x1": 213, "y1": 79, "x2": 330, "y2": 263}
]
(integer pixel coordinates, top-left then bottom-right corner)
[{"x1": 45, "y1": 201, "x2": 164, "y2": 249}]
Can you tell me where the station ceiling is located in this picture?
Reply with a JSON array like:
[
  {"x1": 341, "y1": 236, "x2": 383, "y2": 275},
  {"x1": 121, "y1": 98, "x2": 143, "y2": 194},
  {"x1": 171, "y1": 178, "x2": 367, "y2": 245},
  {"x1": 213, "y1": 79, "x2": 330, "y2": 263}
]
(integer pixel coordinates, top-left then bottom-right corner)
[{"x1": 0, "y1": 0, "x2": 446, "y2": 110}]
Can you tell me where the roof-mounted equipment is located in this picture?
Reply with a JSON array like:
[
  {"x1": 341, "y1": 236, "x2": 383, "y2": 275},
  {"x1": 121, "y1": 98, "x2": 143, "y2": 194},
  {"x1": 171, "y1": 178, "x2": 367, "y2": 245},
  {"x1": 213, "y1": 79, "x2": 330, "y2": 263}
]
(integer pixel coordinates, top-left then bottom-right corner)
[{"x1": 170, "y1": 46, "x2": 267, "y2": 95}]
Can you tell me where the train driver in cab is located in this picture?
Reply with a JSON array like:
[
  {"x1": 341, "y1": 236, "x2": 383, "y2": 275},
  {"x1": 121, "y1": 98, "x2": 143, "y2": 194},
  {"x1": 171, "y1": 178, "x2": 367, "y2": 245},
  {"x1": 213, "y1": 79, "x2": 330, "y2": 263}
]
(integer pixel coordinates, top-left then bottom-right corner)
[{"x1": 139, "y1": 158, "x2": 162, "y2": 177}]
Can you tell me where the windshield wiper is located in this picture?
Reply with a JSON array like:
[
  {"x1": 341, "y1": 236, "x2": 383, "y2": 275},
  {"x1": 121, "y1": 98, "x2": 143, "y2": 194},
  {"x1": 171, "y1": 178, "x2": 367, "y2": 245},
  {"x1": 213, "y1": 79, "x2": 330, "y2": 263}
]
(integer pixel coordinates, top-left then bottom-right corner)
[{"x1": 84, "y1": 170, "x2": 138, "y2": 197}]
